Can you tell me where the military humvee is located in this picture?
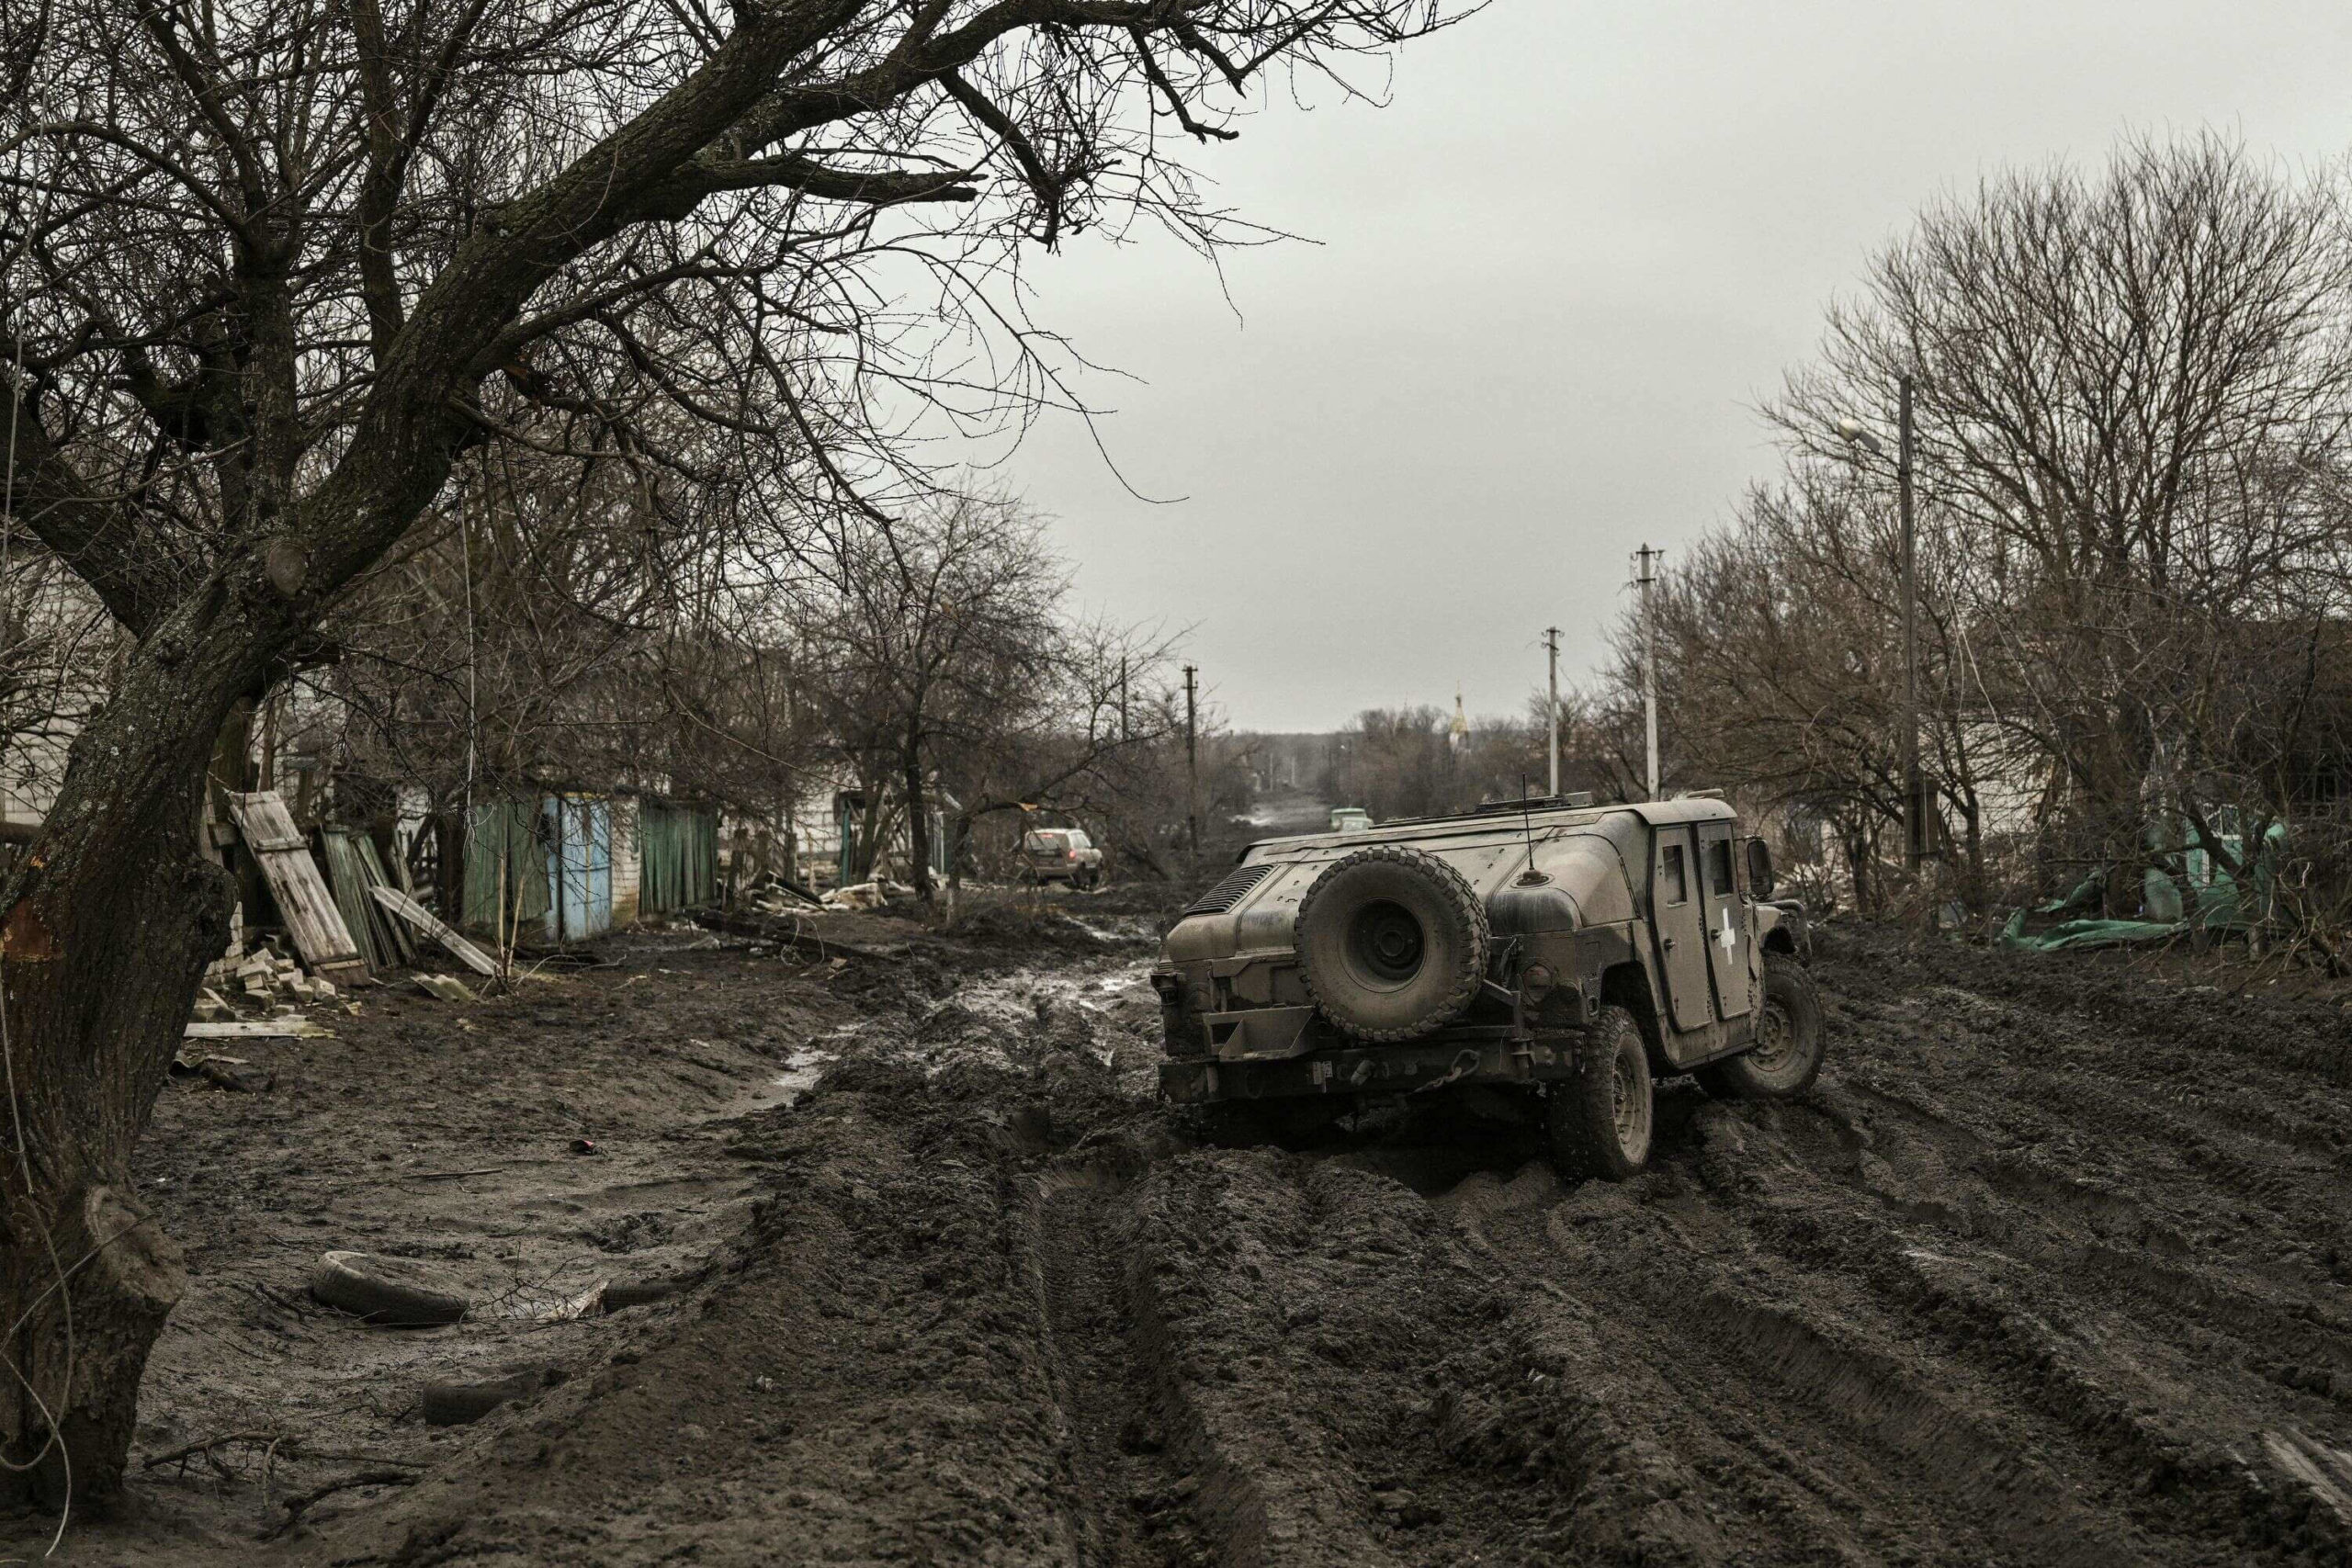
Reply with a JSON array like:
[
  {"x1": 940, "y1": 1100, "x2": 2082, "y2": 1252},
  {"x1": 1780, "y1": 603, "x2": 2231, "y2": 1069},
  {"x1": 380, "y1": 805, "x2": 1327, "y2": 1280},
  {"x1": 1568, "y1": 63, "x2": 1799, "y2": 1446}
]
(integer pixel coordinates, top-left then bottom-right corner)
[{"x1": 1152, "y1": 795, "x2": 1820, "y2": 1178}]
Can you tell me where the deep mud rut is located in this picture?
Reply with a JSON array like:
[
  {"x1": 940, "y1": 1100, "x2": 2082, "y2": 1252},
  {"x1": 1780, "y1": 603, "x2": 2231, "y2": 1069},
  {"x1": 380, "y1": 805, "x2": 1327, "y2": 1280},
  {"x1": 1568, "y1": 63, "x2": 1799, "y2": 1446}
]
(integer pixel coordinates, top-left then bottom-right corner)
[{"x1": 13, "y1": 916, "x2": 2352, "y2": 1565}]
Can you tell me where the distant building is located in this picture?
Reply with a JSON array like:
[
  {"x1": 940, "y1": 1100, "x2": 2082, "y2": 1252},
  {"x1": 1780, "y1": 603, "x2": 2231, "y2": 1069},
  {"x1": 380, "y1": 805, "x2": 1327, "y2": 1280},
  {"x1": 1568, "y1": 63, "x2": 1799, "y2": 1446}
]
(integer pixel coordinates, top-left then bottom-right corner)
[
  {"x1": 1, "y1": 566, "x2": 117, "y2": 836},
  {"x1": 1448, "y1": 688, "x2": 1471, "y2": 754}
]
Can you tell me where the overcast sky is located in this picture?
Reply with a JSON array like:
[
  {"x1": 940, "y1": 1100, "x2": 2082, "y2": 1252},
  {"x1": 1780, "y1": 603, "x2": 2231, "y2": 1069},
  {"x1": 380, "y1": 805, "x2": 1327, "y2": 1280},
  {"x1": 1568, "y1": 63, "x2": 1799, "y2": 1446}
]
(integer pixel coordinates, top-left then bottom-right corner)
[{"x1": 1005, "y1": 1, "x2": 2352, "y2": 734}]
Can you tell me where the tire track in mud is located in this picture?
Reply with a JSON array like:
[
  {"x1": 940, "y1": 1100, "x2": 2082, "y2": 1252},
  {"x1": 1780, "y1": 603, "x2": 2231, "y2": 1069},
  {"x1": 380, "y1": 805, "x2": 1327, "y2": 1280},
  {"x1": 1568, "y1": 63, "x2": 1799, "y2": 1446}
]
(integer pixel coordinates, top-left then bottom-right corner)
[
  {"x1": 1019, "y1": 1168, "x2": 1216, "y2": 1567},
  {"x1": 300, "y1": 928, "x2": 2352, "y2": 1567},
  {"x1": 1449, "y1": 1144, "x2": 2165, "y2": 1567},
  {"x1": 1033, "y1": 927, "x2": 2352, "y2": 1567},
  {"x1": 1123, "y1": 929, "x2": 2352, "y2": 1566},
  {"x1": 1684, "y1": 934, "x2": 2352, "y2": 1562}
]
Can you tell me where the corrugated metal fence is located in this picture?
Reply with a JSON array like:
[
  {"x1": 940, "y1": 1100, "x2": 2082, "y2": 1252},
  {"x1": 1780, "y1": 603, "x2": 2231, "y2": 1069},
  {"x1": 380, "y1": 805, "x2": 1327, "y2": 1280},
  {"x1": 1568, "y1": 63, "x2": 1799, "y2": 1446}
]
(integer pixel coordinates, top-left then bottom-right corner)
[
  {"x1": 639, "y1": 798, "x2": 718, "y2": 914},
  {"x1": 462, "y1": 800, "x2": 551, "y2": 937},
  {"x1": 458, "y1": 795, "x2": 717, "y2": 936}
]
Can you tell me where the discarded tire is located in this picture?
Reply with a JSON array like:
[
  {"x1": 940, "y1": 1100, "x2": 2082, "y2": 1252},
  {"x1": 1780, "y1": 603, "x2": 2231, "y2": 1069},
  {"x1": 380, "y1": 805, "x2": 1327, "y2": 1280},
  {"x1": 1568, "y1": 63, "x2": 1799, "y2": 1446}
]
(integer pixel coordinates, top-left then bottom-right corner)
[
  {"x1": 601, "y1": 1278, "x2": 682, "y2": 1312},
  {"x1": 420, "y1": 1370, "x2": 542, "y2": 1427},
  {"x1": 310, "y1": 1251, "x2": 469, "y2": 1326},
  {"x1": 1295, "y1": 846, "x2": 1489, "y2": 1042},
  {"x1": 1547, "y1": 1006, "x2": 1654, "y2": 1181},
  {"x1": 1697, "y1": 954, "x2": 1825, "y2": 1100}
]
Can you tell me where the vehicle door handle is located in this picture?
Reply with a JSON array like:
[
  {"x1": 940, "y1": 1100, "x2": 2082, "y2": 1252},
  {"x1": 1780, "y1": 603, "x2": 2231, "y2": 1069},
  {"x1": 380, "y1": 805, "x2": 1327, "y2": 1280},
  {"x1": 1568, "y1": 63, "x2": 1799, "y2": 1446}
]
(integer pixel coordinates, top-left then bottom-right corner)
[{"x1": 1662, "y1": 936, "x2": 1676, "y2": 950}]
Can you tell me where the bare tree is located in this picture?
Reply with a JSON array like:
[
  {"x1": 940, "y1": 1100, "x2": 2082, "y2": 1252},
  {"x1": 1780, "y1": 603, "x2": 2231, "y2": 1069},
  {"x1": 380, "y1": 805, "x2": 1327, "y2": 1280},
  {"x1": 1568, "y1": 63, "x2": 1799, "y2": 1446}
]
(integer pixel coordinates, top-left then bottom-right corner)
[
  {"x1": 1775, "y1": 135, "x2": 2352, "y2": 912},
  {"x1": 0, "y1": 0, "x2": 1467, "y2": 1501},
  {"x1": 1627, "y1": 137, "x2": 2352, "y2": 919},
  {"x1": 936, "y1": 611, "x2": 1188, "y2": 883},
  {"x1": 800, "y1": 491, "x2": 1068, "y2": 898}
]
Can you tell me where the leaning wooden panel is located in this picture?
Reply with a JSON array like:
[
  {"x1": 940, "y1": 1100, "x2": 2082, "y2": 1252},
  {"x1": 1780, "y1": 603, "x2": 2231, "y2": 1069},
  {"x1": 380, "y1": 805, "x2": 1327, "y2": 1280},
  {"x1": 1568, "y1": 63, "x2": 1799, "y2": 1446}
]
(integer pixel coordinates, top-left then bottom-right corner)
[
  {"x1": 225, "y1": 791, "x2": 368, "y2": 983},
  {"x1": 370, "y1": 885, "x2": 502, "y2": 978}
]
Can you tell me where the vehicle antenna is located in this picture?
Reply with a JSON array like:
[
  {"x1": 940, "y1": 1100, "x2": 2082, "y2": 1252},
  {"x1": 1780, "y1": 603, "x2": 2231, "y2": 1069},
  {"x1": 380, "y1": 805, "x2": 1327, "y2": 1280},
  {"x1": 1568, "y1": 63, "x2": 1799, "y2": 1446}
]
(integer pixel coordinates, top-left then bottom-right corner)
[{"x1": 1516, "y1": 774, "x2": 1547, "y2": 885}]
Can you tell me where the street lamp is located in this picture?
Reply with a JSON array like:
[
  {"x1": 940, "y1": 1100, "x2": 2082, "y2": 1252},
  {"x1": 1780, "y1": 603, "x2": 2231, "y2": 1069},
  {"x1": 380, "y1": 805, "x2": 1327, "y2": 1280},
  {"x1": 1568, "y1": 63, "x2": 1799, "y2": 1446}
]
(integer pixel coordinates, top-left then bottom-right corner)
[
  {"x1": 1833, "y1": 415, "x2": 1882, "y2": 454},
  {"x1": 1835, "y1": 376, "x2": 1923, "y2": 872}
]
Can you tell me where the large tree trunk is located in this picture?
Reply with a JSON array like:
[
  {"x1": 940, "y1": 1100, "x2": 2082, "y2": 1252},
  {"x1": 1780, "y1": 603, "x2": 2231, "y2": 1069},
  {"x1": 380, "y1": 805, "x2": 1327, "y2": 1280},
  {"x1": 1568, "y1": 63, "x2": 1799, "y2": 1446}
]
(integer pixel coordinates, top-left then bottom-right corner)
[{"x1": 0, "y1": 619, "x2": 261, "y2": 1504}]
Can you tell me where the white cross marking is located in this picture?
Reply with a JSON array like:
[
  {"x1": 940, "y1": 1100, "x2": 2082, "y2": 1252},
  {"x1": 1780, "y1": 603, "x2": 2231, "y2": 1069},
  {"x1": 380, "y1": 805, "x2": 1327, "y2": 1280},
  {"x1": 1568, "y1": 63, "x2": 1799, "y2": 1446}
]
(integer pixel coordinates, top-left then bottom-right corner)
[{"x1": 1717, "y1": 906, "x2": 1738, "y2": 953}]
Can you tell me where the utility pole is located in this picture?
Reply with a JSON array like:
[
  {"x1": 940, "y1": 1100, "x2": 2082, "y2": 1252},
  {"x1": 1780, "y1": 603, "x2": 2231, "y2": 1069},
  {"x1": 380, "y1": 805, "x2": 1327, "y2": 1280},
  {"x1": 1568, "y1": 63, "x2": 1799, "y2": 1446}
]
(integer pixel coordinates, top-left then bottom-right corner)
[
  {"x1": 1182, "y1": 663, "x2": 1199, "y2": 862},
  {"x1": 1634, "y1": 545, "x2": 1660, "y2": 799},
  {"x1": 1544, "y1": 626, "x2": 1561, "y2": 798},
  {"x1": 1896, "y1": 374, "x2": 1922, "y2": 870}
]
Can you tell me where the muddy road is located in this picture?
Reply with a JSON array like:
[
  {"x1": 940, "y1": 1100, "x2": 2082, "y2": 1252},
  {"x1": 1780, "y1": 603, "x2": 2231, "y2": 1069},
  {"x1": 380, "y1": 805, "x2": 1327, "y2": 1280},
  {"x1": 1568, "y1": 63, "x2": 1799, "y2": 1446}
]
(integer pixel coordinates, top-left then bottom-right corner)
[{"x1": 14, "y1": 911, "x2": 2352, "y2": 1565}]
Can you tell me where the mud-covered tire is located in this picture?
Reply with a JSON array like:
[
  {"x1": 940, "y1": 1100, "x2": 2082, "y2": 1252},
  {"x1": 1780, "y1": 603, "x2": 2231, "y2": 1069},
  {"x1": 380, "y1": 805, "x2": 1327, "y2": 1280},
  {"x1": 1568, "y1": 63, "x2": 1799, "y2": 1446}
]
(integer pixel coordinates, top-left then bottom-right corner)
[
  {"x1": 602, "y1": 1277, "x2": 683, "y2": 1312},
  {"x1": 1547, "y1": 1007, "x2": 1654, "y2": 1181},
  {"x1": 1295, "y1": 846, "x2": 1489, "y2": 1042},
  {"x1": 420, "y1": 1370, "x2": 543, "y2": 1427},
  {"x1": 310, "y1": 1251, "x2": 469, "y2": 1325},
  {"x1": 1698, "y1": 954, "x2": 1825, "y2": 1100}
]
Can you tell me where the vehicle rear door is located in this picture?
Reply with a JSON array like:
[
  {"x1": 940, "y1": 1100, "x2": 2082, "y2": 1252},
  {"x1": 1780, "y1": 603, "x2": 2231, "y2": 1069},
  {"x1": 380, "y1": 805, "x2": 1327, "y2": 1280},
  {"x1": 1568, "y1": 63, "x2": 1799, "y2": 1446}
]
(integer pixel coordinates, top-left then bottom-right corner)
[
  {"x1": 1649, "y1": 825, "x2": 1713, "y2": 1031},
  {"x1": 1695, "y1": 820, "x2": 1754, "y2": 1019}
]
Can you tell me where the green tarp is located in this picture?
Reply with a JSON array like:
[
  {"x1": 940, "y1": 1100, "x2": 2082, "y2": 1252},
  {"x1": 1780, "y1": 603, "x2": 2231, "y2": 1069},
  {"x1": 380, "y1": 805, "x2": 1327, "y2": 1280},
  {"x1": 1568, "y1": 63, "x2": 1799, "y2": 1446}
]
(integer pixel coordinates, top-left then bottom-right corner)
[{"x1": 1997, "y1": 822, "x2": 2283, "y2": 953}]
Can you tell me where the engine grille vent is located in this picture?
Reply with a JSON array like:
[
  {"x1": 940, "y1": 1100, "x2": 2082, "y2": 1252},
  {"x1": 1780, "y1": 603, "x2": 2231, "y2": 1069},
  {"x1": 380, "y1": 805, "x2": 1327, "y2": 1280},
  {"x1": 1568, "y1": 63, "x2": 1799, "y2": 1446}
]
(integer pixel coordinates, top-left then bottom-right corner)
[{"x1": 1182, "y1": 863, "x2": 1275, "y2": 918}]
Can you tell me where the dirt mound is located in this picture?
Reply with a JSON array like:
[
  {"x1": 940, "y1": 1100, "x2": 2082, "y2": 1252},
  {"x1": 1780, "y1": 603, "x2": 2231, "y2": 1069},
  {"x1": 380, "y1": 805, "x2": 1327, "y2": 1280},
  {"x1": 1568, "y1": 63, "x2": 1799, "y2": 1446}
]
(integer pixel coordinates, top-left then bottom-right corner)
[{"x1": 949, "y1": 897, "x2": 1162, "y2": 957}]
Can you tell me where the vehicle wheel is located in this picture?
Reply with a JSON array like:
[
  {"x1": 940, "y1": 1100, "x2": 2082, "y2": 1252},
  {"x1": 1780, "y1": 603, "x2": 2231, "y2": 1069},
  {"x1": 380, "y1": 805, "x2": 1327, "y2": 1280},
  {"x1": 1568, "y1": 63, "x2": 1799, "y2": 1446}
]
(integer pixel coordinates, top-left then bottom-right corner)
[
  {"x1": 311, "y1": 1250, "x2": 469, "y2": 1325},
  {"x1": 1697, "y1": 954, "x2": 1825, "y2": 1100},
  {"x1": 1294, "y1": 846, "x2": 1489, "y2": 1042},
  {"x1": 1547, "y1": 1007, "x2": 1654, "y2": 1181}
]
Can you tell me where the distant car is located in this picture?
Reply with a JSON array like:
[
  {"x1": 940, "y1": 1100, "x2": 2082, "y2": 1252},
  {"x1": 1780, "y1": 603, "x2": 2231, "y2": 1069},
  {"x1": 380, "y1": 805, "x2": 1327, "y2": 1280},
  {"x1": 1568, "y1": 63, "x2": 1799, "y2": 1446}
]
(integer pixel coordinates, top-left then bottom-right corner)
[
  {"x1": 1020, "y1": 828, "x2": 1105, "y2": 889},
  {"x1": 1329, "y1": 807, "x2": 1373, "y2": 833}
]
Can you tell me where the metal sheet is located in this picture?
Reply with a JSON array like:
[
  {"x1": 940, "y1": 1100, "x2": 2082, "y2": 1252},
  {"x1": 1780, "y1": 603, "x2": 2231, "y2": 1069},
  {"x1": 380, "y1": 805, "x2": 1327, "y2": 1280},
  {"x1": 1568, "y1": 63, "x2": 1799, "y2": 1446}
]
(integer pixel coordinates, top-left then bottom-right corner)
[{"x1": 546, "y1": 796, "x2": 613, "y2": 942}]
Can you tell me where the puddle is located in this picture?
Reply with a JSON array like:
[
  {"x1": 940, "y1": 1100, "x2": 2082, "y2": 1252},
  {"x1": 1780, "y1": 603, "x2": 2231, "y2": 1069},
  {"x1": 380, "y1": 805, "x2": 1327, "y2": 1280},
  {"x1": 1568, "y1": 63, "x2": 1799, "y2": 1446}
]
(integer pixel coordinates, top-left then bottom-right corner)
[{"x1": 772, "y1": 1046, "x2": 834, "y2": 1107}]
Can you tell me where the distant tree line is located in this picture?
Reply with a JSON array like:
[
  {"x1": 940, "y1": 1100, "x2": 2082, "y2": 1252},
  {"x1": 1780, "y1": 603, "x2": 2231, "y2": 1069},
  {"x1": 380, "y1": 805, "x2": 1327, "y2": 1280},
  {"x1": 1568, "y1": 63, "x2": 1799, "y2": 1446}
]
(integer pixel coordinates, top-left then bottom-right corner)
[{"x1": 1314, "y1": 696, "x2": 1630, "y2": 824}]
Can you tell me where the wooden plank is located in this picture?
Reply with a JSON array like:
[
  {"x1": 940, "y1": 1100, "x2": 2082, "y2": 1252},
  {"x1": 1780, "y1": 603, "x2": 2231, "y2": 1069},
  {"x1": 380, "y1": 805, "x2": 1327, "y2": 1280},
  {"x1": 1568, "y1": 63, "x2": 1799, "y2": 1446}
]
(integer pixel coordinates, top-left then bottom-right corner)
[
  {"x1": 323, "y1": 829, "x2": 417, "y2": 972},
  {"x1": 225, "y1": 792, "x2": 368, "y2": 979},
  {"x1": 371, "y1": 885, "x2": 501, "y2": 976},
  {"x1": 185, "y1": 1020, "x2": 327, "y2": 1040},
  {"x1": 356, "y1": 836, "x2": 418, "y2": 964}
]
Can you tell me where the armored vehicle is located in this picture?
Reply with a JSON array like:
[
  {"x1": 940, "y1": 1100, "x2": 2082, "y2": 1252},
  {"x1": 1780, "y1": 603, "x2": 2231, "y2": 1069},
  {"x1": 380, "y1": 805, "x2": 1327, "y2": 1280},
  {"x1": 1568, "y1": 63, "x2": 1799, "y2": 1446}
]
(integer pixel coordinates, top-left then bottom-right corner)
[{"x1": 1152, "y1": 795, "x2": 1819, "y2": 1178}]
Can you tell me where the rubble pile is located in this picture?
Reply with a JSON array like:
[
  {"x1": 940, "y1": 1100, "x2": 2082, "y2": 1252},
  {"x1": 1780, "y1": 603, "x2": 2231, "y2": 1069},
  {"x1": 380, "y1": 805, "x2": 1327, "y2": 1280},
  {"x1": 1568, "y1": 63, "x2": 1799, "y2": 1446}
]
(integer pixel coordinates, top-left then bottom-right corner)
[{"x1": 195, "y1": 936, "x2": 339, "y2": 1020}]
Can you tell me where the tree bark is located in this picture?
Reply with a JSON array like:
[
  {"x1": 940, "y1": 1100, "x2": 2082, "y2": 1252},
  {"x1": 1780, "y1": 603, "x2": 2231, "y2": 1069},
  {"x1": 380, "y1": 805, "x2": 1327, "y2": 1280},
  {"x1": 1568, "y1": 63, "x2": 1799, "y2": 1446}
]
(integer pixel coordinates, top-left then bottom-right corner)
[{"x1": 0, "y1": 612, "x2": 258, "y2": 1502}]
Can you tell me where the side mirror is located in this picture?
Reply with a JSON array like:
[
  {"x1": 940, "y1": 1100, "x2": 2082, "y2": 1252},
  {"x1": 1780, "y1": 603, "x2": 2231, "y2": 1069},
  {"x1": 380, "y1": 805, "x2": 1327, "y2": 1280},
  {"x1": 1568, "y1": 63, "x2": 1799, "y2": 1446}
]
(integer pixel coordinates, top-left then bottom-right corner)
[{"x1": 1746, "y1": 838, "x2": 1776, "y2": 897}]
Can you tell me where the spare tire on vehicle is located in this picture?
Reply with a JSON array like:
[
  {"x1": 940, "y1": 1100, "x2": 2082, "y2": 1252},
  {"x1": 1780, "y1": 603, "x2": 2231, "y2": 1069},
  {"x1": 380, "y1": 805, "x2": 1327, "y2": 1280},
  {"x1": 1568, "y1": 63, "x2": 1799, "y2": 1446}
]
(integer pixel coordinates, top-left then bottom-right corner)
[{"x1": 1295, "y1": 845, "x2": 1490, "y2": 1042}]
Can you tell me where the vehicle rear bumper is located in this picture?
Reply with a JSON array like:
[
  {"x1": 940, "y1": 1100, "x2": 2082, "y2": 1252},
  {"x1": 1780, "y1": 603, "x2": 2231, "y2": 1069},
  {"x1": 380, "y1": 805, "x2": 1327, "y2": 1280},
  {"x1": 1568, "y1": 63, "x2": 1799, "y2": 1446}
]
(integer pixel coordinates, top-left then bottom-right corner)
[{"x1": 1159, "y1": 1032, "x2": 1585, "y2": 1105}]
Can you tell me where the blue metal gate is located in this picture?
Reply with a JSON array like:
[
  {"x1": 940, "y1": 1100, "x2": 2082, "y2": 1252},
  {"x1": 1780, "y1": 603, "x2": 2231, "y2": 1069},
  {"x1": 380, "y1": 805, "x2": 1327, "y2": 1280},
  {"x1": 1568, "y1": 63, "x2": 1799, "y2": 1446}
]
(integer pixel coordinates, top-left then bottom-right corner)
[{"x1": 544, "y1": 795, "x2": 613, "y2": 941}]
